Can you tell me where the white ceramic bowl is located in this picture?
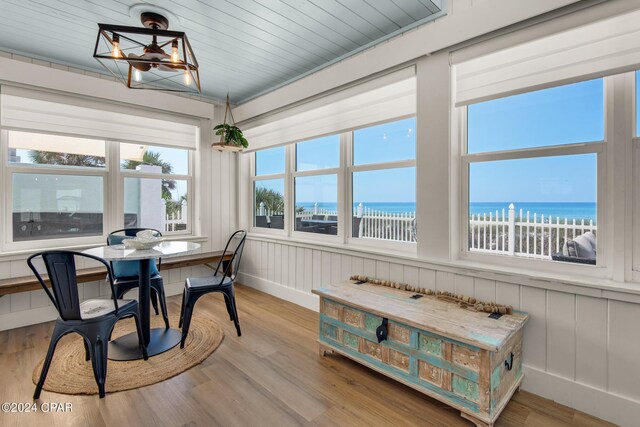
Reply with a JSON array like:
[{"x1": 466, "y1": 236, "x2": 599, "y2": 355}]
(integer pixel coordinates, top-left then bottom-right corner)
[{"x1": 122, "y1": 236, "x2": 165, "y2": 250}]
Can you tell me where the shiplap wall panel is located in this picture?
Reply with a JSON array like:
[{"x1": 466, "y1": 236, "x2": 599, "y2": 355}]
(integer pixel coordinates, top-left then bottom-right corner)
[
  {"x1": 296, "y1": 247, "x2": 305, "y2": 292},
  {"x1": 419, "y1": 268, "x2": 436, "y2": 290},
  {"x1": 436, "y1": 271, "x2": 454, "y2": 292},
  {"x1": 364, "y1": 258, "x2": 376, "y2": 277},
  {"x1": 312, "y1": 250, "x2": 322, "y2": 289},
  {"x1": 304, "y1": 248, "x2": 313, "y2": 293},
  {"x1": 376, "y1": 261, "x2": 390, "y2": 280},
  {"x1": 341, "y1": 255, "x2": 353, "y2": 282},
  {"x1": 608, "y1": 300, "x2": 640, "y2": 398},
  {"x1": 331, "y1": 253, "x2": 342, "y2": 284},
  {"x1": 454, "y1": 274, "x2": 474, "y2": 296},
  {"x1": 390, "y1": 263, "x2": 403, "y2": 283},
  {"x1": 274, "y1": 244, "x2": 283, "y2": 285},
  {"x1": 268, "y1": 242, "x2": 276, "y2": 282},
  {"x1": 474, "y1": 278, "x2": 497, "y2": 302},
  {"x1": 520, "y1": 286, "x2": 547, "y2": 371},
  {"x1": 546, "y1": 291, "x2": 576, "y2": 379},
  {"x1": 351, "y1": 256, "x2": 364, "y2": 276},
  {"x1": 321, "y1": 252, "x2": 332, "y2": 286},
  {"x1": 496, "y1": 281, "x2": 521, "y2": 310},
  {"x1": 403, "y1": 266, "x2": 419, "y2": 288},
  {"x1": 575, "y1": 295, "x2": 608, "y2": 389}
]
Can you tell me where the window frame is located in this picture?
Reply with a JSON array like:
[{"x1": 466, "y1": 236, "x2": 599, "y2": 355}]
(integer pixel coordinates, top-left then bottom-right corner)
[
  {"x1": 248, "y1": 116, "x2": 418, "y2": 253},
  {"x1": 346, "y1": 119, "x2": 417, "y2": 252},
  {"x1": 250, "y1": 147, "x2": 288, "y2": 236},
  {"x1": 458, "y1": 79, "x2": 609, "y2": 276},
  {"x1": 1, "y1": 129, "x2": 195, "y2": 252},
  {"x1": 290, "y1": 135, "x2": 343, "y2": 243}
]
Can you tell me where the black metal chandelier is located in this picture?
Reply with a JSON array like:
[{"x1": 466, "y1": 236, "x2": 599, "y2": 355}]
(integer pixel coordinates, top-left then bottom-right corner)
[{"x1": 93, "y1": 12, "x2": 200, "y2": 94}]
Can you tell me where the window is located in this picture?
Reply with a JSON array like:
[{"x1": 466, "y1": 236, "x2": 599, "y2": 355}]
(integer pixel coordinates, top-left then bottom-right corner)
[
  {"x1": 120, "y1": 144, "x2": 191, "y2": 232},
  {"x1": 294, "y1": 135, "x2": 340, "y2": 236},
  {"x1": 253, "y1": 146, "x2": 285, "y2": 230},
  {"x1": 250, "y1": 119, "x2": 417, "y2": 246},
  {"x1": 350, "y1": 118, "x2": 416, "y2": 244},
  {"x1": 463, "y1": 79, "x2": 603, "y2": 263},
  {"x1": 6, "y1": 131, "x2": 107, "y2": 243},
  {"x1": 2, "y1": 130, "x2": 195, "y2": 249}
]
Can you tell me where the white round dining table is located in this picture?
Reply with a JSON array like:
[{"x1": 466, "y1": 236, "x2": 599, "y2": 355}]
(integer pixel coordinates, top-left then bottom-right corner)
[{"x1": 83, "y1": 241, "x2": 200, "y2": 360}]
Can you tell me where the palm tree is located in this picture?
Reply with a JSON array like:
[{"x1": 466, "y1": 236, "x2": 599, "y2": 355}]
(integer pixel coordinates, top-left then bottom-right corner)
[
  {"x1": 255, "y1": 187, "x2": 284, "y2": 214},
  {"x1": 121, "y1": 151, "x2": 176, "y2": 200},
  {"x1": 29, "y1": 151, "x2": 105, "y2": 167}
]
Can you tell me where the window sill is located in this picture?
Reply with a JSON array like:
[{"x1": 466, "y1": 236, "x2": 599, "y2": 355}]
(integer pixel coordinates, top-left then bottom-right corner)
[
  {"x1": 0, "y1": 235, "x2": 209, "y2": 262},
  {"x1": 246, "y1": 232, "x2": 640, "y2": 302}
]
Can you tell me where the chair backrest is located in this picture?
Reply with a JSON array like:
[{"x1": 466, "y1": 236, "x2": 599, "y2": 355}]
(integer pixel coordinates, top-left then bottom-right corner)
[
  {"x1": 107, "y1": 228, "x2": 162, "y2": 276},
  {"x1": 312, "y1": 214, "x2": 325, "y2": 220},
  {"x1": 327, "y1": 215, "x2": 338, "y2": 221},
  {"x1": 213, "y1": 230, "x2": 247, "y2": 281},
  {"x1": 27, "y1": 251, "x2": 118, "y2": 321}
]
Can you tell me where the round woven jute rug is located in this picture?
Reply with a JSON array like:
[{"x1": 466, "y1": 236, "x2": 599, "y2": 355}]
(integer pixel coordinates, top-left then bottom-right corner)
[{"x1": 32, "y1": 313, "x2": 224, "y2": 395}]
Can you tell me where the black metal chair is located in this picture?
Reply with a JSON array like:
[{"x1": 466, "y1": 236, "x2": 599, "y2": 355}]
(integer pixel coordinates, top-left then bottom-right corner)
[
  {"x1": 107, "y1": 228, "x2": 170, "y2": 329},
  {"x1": 179, "y1": 230, "x2": 247, "y2": 348},
  {"x1": 28, "y1": 251, "x2": 148, "y2": 399}
]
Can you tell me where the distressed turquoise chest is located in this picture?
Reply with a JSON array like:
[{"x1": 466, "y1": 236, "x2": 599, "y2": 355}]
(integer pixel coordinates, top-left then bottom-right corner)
[{"x1": 313, "y1": 281, "x2": 529, "y2": 427}]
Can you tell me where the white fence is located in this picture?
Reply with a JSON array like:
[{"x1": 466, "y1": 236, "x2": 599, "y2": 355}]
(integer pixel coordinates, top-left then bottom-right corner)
[
  {"x1": 355, "y1": 205, "x2": 415, "y2": 242},
  {"x1": 469, "y1": 203, "x2": 596, "y2": 259},
  {"x1": 163, "y1": 199, "x2": 187, "y2": 232},
  {"x1": 256, "y1": 202, "x2": 416, "y2": 242}
]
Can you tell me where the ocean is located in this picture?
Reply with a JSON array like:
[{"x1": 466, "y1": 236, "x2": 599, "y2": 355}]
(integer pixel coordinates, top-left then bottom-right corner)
[{"x1": 296, "y1": 201, "x2": 597, "y2": 221}]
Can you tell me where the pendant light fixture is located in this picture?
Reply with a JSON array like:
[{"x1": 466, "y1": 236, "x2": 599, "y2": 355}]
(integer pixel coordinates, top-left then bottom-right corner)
[{"x1": 93, "y1": 12, "x2": 200, "y2": 94}]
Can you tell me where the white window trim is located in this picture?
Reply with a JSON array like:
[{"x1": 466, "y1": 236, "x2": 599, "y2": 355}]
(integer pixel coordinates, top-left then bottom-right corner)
[
  {"x1": 1, "y1": 130, "x2": 196, "y2": 253},
  {"x1": 457, "y1": 78, "x2": 612, "y2": 278}
]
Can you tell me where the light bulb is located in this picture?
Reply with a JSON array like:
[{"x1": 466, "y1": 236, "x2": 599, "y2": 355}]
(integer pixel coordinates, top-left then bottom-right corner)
[
  {"x1": 112, "y1": 34, "x2": 121, "y2": 58},
  {"x1": 134, "y1": 68, "x2": 141, "y2": 82},
  {"x1": 171, "y1": 40, "x2": 179, "y2": 63},
  {"x1": 184, "y1": 69, "x2": 191, "y2": 85}
]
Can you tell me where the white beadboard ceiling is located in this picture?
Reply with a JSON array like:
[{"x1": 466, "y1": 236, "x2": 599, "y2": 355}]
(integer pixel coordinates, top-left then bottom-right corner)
[{"x1": 0, "y1": 0, "x2": 446, "y2": 104}]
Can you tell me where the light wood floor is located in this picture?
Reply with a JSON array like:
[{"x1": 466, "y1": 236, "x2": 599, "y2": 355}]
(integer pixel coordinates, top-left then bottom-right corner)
[{"x1": 0, "y1": 285, "x2": 615, "y2": 427}]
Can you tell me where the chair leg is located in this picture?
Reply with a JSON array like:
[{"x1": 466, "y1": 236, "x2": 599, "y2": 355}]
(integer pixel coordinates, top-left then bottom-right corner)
[
  {"x1": 224, "y1": 288, "x2": 241, "y2": 337},
  {"x1": 132, "y1": 313, "x2": 149, "y2": 360},
  {"x1": 179, "y1": 289, "x2": 186, "y2": 328},
  {"x1": 180, "y1": 292, "x2": 197, "y2": 349},
  {"x1": 150, "y1": 288, "x2": 159, "y2": 316},
  {"x1": 223, "y1": 291, "x2": 234, "y2": 321},
  {"x1": 83, "y1": 339, "x2": 90, "y2": 361},
  {"x1": 87, "y1": 334, "x2": 109, "y2": 398},
  {"x1": 34, "y1": 325, "x2": 64, "y2": 399},
  {"x1": 155, "y1": 286, "x2": 170, "y2": 329}
]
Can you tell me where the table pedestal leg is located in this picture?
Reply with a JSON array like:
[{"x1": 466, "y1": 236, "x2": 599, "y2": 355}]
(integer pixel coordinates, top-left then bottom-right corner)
[{"x1": 108, "y1": 258, "x2": 181, "y2": 361}]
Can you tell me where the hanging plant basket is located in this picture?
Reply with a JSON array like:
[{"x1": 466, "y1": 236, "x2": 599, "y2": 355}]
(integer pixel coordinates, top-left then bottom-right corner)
[{"x1": 212, "y1": 94, "x2": 248, "y2": 152}]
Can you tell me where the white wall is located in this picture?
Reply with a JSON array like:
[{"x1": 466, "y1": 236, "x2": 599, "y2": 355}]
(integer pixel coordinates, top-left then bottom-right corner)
[{"x1": 0, "y1": 52, "x2": 238, "y2": 329}]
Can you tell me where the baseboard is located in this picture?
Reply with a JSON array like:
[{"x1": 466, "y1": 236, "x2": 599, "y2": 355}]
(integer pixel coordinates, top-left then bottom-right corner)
[
  {"x1": 522, "y1": 365, "x2": 640, "y2": 426},
  {"x1": 236, "y1": 272, "x2": 319, "y2": 312}
]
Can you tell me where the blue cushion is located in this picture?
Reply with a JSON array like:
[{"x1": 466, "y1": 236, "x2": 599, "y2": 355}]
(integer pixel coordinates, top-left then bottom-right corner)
[{"x1": 108, "y1": 234, "x2": 159, "y2": 278}]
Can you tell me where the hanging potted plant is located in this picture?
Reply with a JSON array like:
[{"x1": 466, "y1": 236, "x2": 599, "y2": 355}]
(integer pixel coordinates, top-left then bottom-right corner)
[{"x1": 212, "y1": 94, "x2": 248, "y2": 152}]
